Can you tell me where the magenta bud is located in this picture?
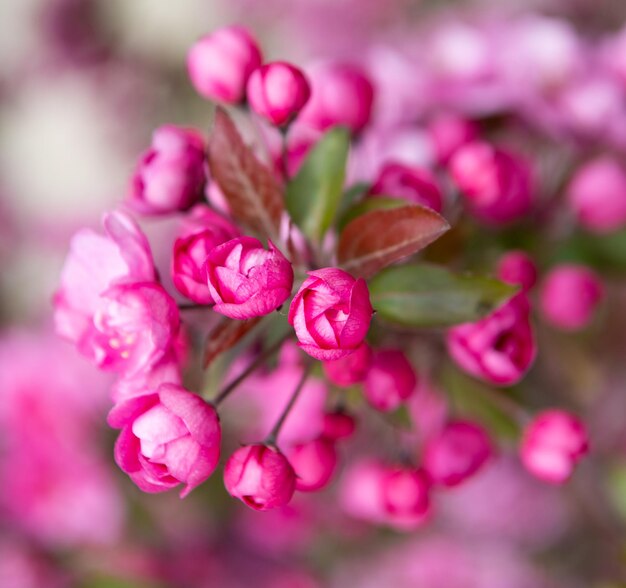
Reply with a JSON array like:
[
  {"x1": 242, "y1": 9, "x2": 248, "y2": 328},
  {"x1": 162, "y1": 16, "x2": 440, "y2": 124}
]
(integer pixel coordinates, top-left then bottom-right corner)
[
  {"x1": 187, "y1": 26, "x2": 262, "y2": 104},
  {"x1": 429, "y1": 113, "x2": 480, "y2": 165},
  {"x1": 322, "y1": 342, "x2": 372, "y2": 388},
  {"x1": 247, "y1": 61, "x2": 311, "y2": 127},
  {"x1": 497, "y1": 250, "x2": 538, "y2": 291},
  {"x1": 567, "y1": 156, "x2": 626, "y2": 233},
  {"x1": 127, "y1": 125, "x2": 206, "y2": 216},
  {"x1": 380, "y1": 467, "x2": 430, "y2": 528},
  {"x1": 363, "y1": 349, "x2": 417, "y2": 412},
  {"x1": 449, "y1": 141, "x2": 532, "y2": 224},
  {"x1": 521, "y1": 410, "x2": 589, "y2": 484},
  {"x1": 108, "y1": 384, "x2": 221, "y2": 497},
  {"x1": 423, "y1": 421, "x2": 492, "y2": 487},
  {"x1": 206, "y1": 236, "x2": 294, "y2": 320},
  {"x1": 299, "y1": 63, "x2": 374, "y2": 134},
  {"x1": 224, "y1": 444, "x2": 296, "y2": 510},
  {"x1": 368, "y1": 162, "x2": 443, "y2": 212},
  {"x1": 322, "y1": 411, "x2": 356, "y2": 441},
  {"x1": 539, "y1": 264, "x2": 603, "y2": 331},
  {"x1": 287, "y1": 437, "x2": 338, "y2": 492},
  {"x1": 447, "y1": 294, "x2": 536, "y2": 386},
  {"x1": 288, "y1": 268, "x2": 373, "y2": 361}
]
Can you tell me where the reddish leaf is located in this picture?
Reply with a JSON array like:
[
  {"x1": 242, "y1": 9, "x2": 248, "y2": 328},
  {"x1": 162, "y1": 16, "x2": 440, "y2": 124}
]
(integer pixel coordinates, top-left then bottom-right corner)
[
  {"x1": 203, "y1": 316, "x2": 262, "y2": 368},
  {"x1": 337, "y1": 205, "x2": 450, "y2": 279},
  {"x1": 207, "y1": 108, "x2": 283, "y2": 239}
]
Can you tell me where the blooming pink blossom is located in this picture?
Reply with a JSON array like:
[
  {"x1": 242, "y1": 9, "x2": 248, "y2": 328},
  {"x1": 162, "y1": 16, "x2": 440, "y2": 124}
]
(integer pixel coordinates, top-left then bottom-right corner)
[
  {"x1": 449, "y1": 141, "x2": 533, "y2": 224},
  {"x1": 187, "y1": 26, "x2": 262, "y2": 104},
  {"x1": 368, "y1": 162, "x2": 443, "y2": 212},
  {"x1": 539, "y1": 264, "x2": 604, "y2": 331},
  {"x1": 54, "y1": 211, "x2": 155, "y2": 349},
  {"x1": 299, "y1": 63, "x2": 375, "y2": 134},
  {"x1": 109, "y1": 384, "x2": 220, "y2": 497},
  {"x1": 127, "y1": 125, "x2": 206, "y2": 215},
  {"x1": 423, "y1": 421, "x2": 492, "y2": 487},
  {"x1": 322, "y1": 342, "x2": 371, "y2": 387},
  {"x1": 322, "y1": 411, "x2": 356, "y2": 441},
  {"x1": 206, "y1": 236, "x2": 294, "y2": 319},
  {"x1": 521, "y1": 410, "x2": 589, "y2": 484},
  {"x1": 247, "y1": 62, "x2": 311, "y2": 127},
  {"x1": 363, "y1": 349, "x2": 417, "y2": 412},
  {"x1": 497, "y1": 250, "x2": 538, "y2": 291},
  {"x1": 171, "y1": 207, "x2": 240, "y2": 304},
  {"x1": 566, "y1": 157, "x2": 626, "y2": 233},
  {"x1": 287, "y1": 437, "x2": 338, "y2": 492},
  {"x1": 289, "y1": 268, "x2": 373, "y2": 361},
  {"x1": 224, "y1": 444, "x2": 296, "y2": 510},
  {"x1": 447, "y1": 294, "x2": 536, "y2": 386}
]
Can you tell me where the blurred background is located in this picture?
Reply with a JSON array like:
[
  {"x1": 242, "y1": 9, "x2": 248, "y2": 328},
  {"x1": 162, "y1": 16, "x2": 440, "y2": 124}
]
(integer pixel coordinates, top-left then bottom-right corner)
[{"x1": 1, "y1": 0, "x2": 626, "y2": 587}]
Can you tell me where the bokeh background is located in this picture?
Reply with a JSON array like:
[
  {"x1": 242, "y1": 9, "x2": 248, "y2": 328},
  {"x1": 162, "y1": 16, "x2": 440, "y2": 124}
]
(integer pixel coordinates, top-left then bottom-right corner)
[{"x1": 2, "y1": 0, "x2": 626, "y2": 586}]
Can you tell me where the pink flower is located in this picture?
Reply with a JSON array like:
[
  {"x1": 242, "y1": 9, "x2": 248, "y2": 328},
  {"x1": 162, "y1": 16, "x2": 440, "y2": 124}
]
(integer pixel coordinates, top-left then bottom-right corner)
[
  {"x1": 206, "y1": 236, "x2": 294, "y2": 319},
  {"x1": 54, "y1": 211, "x2": 155, "y2": 348},
  {"x1": 171, "y1": 207, "x2": 240, "y2": 305},
  {"x1": 566, "y1": 156, "x2": 626, "y2": 233},
  {"x1": 497, "y1": 250, "x2": 537, "y2": 291},
  {"x1": 299, "y1": 63, "x2": 375, "y2": 134},
  {"x1": 127, "y1": 125, "x2": 206, "y2": 215},
  {"x1": 187, "y1": 26, "x2": 262, "y2": 104},
  {"x1": 247, "y1": 62, "x2": 311, "y2": 127},
  {"x1": 447, "y1": 294, "x2": 536, "y2": 386},
  {"x1": 340, "y1": 460, "x2": 430, "y2": 530},
  {"x1": 521, "y1": 410, "x2": 589, "y2": 484},
  {"x1": 539, "y1": 264, "x2": 604, "y2": 331},
  {"x1": 108, "y1": 384, "x2": 221, "y2": 497},
  {"x1": 368, "y1": 162, "x2": 443, "y2": 212},
  {"x1": 322, "y1": 342, "x2": 371, "y2": 387},
  {"x1": 224, "y1": 444, "x2": 296, "y2": 510},
  {"x1": 363, "y1": 349, "x2": 417, "y2": 412},
  {"x1": 288, "y1": 268, "x2": 373, "y2": 361},
  {"x1": 449, "y1": 141, "x2": 533, "y2": 224},
  {"x1": 423, "y1": 421, "x2": 492, "y2": 487},
  {"x1": 428, "y1": 113, "x2": 480, "y2": 165},
  {"x1": 322, "y1": 410, "x2": 356, "y2": 441},
  {"x1": 287, "y1": 437, "x2": 338, "y2": 492},
  {"x1": 85, "y1": 282, "x2": 180, "y2": 376}
]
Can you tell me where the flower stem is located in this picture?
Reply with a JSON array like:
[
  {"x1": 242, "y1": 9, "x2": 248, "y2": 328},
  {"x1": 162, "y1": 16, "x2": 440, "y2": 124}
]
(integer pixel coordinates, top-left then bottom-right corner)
[
  {"x1": 265, "y1": 362, "x2": 313, "y2": 446},
  {"x1": 212, "y1": 332, "x2": 292, "y2": 406}
]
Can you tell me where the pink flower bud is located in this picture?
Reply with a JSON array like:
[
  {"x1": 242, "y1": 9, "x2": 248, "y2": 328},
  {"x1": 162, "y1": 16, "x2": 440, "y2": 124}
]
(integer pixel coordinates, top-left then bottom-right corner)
[
  {"x1": 447, "y1": 294, "x2": 536, "y2": 386},
  {"x1": 322, "y1": 411, "x2": 356, "y2": 441},
  {"x1": 423, "y1": 421, "x2": 492, "y2": 487},
  {"x1": 127, "y1": 125, "x2": 206, "y2": 215},
  {"x1": 429, "y1": 114, "x2": 480, "y2": 165},
  {"x1": 363, "y1": 349, "x2": 417, "y2": 412},
  {"x1": 171, "y1": 208, "x2": 240, "y2": 305},
  {"x1": 566, "y1": 157, "x2": 626, "y2": 233},
  {"x1": 288, "y1": 268, "x2": 373, "y2": 361},
  {"x1": 187, "y1": 26, "x2": 262, "y2": 104},
  {"x1": 520, "y1": 410, "x2": 589, "y2": 484},
  {"x1": 497, "y1": 250, "x2": 538, "y2": 291},
  {"x1": 54, "y1": 211, "x2": 155, "y2": 347},
  {"x1": 299, "y1": 63, "x2": 374, "y2": 134},
  {"x1": 206, "y1": 237, "x2": 294, "y2": 320},
  {"x1": 368, "y1": 163, "x2": 443, "y2": 212},
  {"x1": 247, "y1": 62, "x2": 311, "y2": 127},
  {"x1": 322, "y1": 342, "x2": 372, "y2": 387},
  {"x1": 287, "y1": 437, "x2": 337, "y2": 492},
  {"x1": 539, "y1": 264, "x2": 603, "y2": 331},
  {"x1": 88, "y1": 282, "x2": 180, "y2": 376},
  {"x1": 449, "y1": 141, "x2": 533, "y2": 224},
  {"x1": 108, "y1": 384, "x2": 221, "y2": 497},
  {"x1": 224, "y1": 444, "x2": 296, "y2": 510}
]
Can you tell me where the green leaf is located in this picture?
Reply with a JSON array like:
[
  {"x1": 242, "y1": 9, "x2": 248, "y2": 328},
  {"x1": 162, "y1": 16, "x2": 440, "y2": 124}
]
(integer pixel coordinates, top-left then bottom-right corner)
[
  {"x1": 338, "y1": 205, "x2": 450, "y2": 279},
  {"x1": 286, "y1": 127, "x2": 350, "y2": 243},
  {"x1": 337, "y1": 196, "x2": 405, "y2": 232},
  {"x1": 369, "y1": 263, "x2": 517, "y2": 328}
]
